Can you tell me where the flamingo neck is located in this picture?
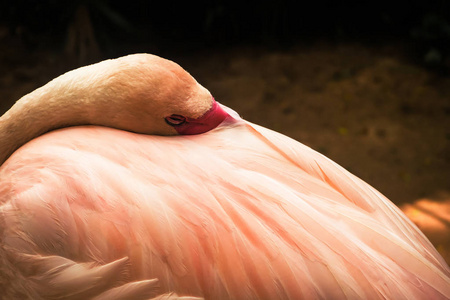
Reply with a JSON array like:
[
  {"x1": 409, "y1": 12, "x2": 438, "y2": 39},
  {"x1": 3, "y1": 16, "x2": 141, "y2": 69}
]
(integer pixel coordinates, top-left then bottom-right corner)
[
  {"x1": 0, "y1": 86, "x2": 90, "y2": 165},
  {"x1": 0, "y1": 53, "x2": 217, "y2": 166}
]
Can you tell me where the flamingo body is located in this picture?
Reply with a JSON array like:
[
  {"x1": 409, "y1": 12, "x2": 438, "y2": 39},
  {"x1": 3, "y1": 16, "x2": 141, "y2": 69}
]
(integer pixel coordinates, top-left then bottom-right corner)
[{"x1": 1, "y1": 117, "x2": 449, "y2": 299}]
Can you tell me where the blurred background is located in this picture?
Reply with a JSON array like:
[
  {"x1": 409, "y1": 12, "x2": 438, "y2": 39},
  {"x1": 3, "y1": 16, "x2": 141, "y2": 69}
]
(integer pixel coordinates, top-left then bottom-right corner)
[{"x1": 0, "y1": 1, "x2": 449, "y2": 262}]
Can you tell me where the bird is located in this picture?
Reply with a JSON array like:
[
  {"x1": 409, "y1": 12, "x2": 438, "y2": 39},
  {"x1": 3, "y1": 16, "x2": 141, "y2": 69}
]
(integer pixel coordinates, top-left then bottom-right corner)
[{"x1": 0, "y1": 54, "x2": 449, "y2": 300}]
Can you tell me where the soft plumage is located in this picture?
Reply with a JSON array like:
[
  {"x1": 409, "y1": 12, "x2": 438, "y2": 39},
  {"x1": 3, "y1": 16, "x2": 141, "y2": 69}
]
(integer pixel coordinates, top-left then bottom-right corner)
[
  {"x1": 0, "y1": 54, "x2": 223, "y2": 165},
  {"x1": 0, "y1": 54, "x2": 449, "y2": 299},
  {"x1": 1, "y1": 118, "x2": 449, "y2": 299}
]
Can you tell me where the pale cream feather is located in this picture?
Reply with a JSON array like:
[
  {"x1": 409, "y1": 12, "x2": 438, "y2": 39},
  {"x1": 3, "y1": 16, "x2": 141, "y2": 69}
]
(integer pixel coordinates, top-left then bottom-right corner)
[{"x1": 0, "y1": 54, "x2": 212, "y2": 165}]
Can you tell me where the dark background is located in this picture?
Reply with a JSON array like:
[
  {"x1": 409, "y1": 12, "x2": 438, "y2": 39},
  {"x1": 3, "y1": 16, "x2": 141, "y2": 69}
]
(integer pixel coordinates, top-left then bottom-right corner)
[
  {"x1": 1, "y1": 1, "x2": 450, "y2": 63},
  {"x1": 1, "y1": 1, "x2": 449, "y2": 261}
]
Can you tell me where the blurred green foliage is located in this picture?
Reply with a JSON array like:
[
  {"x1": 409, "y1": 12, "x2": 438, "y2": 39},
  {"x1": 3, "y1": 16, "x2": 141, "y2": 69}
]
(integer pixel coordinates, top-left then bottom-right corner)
[{"x1": 411, "y1": 13, "x2": 450, "y2": 70}]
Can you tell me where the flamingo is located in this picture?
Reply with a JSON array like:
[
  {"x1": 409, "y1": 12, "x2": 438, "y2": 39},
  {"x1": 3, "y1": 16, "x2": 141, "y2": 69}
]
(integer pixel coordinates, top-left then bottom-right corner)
[{"x1": 0, "y1": 54, "x2": 449, "y2": 299}]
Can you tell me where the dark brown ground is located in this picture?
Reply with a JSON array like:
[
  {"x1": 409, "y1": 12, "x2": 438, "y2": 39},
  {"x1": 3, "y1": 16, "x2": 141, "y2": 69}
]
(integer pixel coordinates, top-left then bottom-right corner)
[{"x1": 1, "y1": 40, "x2": 449, "y2": 262}]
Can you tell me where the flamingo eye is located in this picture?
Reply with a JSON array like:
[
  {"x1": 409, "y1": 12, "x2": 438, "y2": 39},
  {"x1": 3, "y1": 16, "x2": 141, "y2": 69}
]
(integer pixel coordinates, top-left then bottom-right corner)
[{"x1": 165, "y1": 114, "x2": 187, "y2": 126}]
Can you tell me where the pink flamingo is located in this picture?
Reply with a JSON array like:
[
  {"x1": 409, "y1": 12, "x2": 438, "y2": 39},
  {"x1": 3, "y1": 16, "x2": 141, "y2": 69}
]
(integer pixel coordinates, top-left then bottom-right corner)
[{"x1": 0, "y1": 54, "x2": 449, "y2": 299}]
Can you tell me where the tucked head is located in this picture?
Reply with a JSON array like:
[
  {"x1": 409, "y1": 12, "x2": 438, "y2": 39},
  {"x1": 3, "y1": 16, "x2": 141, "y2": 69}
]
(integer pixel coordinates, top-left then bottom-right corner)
[
  {"x1": 83, "y1": 54, "x2": 230, "y2": 136},
  {"x1": 0, "y1": 53, "x2": 231, "y2": 165}
]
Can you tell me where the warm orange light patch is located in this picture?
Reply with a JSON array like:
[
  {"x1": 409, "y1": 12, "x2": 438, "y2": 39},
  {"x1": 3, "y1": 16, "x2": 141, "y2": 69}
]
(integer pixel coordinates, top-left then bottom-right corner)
[{"x1": 401, "y1": 198, "x2": 450, "y2": 264}]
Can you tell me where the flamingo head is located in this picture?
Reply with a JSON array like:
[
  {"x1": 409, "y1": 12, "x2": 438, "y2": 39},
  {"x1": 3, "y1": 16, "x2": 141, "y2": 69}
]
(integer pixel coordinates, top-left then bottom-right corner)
[
  {"x1": 0, "y1": 53, "x2": 232, "y2": 166},
  {"x1": 89, "y1": 54, "x2": 231, "y2": 136}
]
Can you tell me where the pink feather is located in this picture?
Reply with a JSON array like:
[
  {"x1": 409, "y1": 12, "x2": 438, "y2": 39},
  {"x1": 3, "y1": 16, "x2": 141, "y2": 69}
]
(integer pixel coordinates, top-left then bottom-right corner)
[{"x1": 1, "y1": 113, "x2": 449, "y2": 299}]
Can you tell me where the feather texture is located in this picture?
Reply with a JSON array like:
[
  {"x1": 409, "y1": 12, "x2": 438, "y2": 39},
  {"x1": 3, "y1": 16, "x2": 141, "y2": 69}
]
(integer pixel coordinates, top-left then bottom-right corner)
[{"x1": 0, "y1": 117, "x2": 449, "y2": 299}]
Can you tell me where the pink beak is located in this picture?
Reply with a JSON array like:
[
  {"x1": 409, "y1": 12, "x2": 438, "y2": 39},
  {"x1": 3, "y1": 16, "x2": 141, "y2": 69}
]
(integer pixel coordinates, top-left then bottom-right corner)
[{"x1": 173, "y1": 98, "x2": 231, "y2": 135}]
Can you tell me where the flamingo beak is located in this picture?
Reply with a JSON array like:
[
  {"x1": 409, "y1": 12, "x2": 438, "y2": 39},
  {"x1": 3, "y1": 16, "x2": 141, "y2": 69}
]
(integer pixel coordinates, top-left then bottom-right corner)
[{"x1": 173, "y1": 98, "x2": 232, "y2": 135}]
